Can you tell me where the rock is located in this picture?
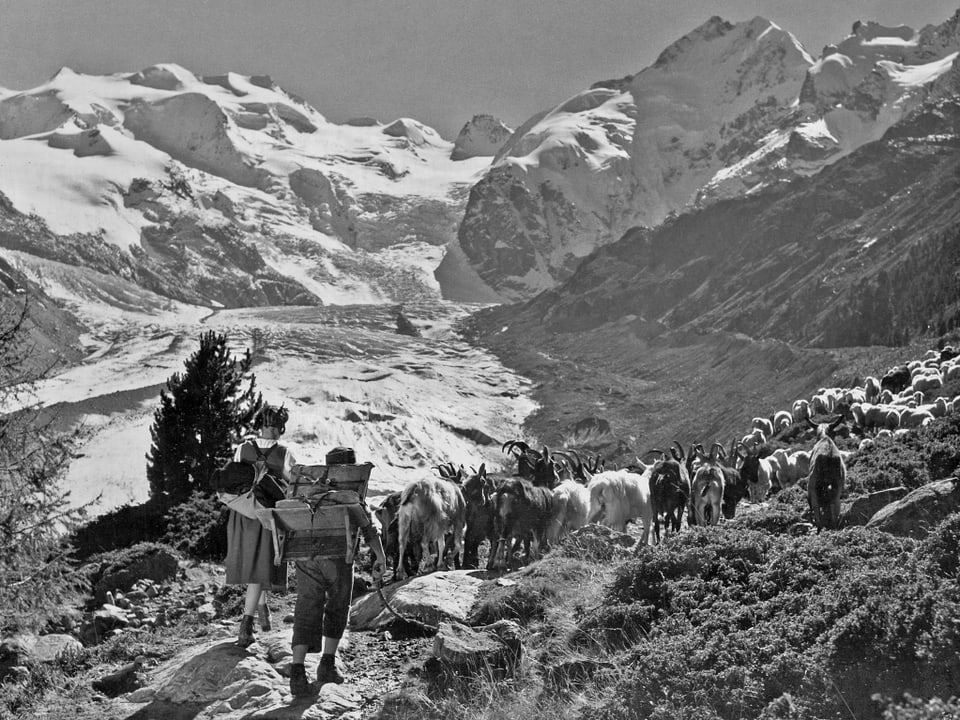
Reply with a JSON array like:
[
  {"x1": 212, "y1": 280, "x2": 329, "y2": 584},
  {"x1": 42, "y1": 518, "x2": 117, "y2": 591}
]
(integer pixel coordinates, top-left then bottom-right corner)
[
  {"x1": 1, "y1": 633, "x2": 83, "y2": 668},
  {"x1": 350, "y1": 570, "x2": 485, "y2": 631},
  {"x1": 841, "y1": 487, "x2": 910, "y2": 527},
  {"x1": 92, "y1": 656, "x2": 145, "y2": 697},
  {"x1": 92, "y1": 544, "x2": 180, "y2": 604},
  {"x1": 81, "y1": 605, "x2": 130, "y2": 644},
  {"x1": 866, "y1": 478, "x2": 960, "y2": 539},
  {"x1": 197, "y1": 602, "x2": 218, "y2": 622},
  {"x1": 430, "y1": 620, "x2": 522, "y2": 677}
]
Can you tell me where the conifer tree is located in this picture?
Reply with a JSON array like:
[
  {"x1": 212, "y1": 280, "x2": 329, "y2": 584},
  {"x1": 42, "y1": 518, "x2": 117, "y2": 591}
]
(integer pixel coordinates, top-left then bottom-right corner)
[
  {"x1": 146, "y1": 331, "x2": 261, "y2": 509},
  {"x1": 0, "y1": 297, "x2": 87, "y2": 633}
]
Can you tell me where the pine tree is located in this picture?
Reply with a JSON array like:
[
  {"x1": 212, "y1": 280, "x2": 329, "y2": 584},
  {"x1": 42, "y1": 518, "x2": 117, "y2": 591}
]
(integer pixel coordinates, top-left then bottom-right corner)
[
  {"x1": 146, "y1": 331, "x2": 261, "y2": 509},
  {"x1": 0, "y1": 297, "x2": 87, "y2": 633}
]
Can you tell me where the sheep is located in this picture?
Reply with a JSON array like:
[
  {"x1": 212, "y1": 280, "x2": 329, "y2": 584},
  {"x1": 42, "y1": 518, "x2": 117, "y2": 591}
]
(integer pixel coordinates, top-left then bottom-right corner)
[
  {"x1": 396, "y1": 475, "x2": 466, "y2": 578},
  {"x1": 752, "y1": 416, "x2": 775, "y2": 439},
  {"x1": 740, "y1": 428, "x2": 767, "y2": 453},
  {"x1": 792, "y1": 399, "x2": 811, "y2": 424},
  {"x1": 864, "y1": 376, "x2": 881, "y2": 404},
  {"x1": 899, "y1": 408, "x2": 936, "y2": 429},
  {"x1": 911, "y1": 370, "x2": 943, "y2": 398},
  {"x1": 772, "y1": 410, "x2": 793, "y2": 433},
  {"x1": 805, "y1": 417, "x2": 847, "y2": 531},
  {"x1": 586, "y1": 469, "x2": 654, "y2": 543},
  {"x1": 545, "y1": 480, "x2": 590, "y2": 544}
]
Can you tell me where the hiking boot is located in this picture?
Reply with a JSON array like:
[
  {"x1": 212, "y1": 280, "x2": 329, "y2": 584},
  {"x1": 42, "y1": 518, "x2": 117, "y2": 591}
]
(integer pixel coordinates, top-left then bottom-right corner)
[
  {"x1": 289, "y1": 663, "x2": 314, "y2": 697},
  {"x1": 257, "y1": 603, "x2": 271, "y2": 632},
  {"x1": 316, "y1": 657, "x2": 344, "y2": 685},
  {"x1": 236, "y1": 615, "x2": 256, "y2": 648}
]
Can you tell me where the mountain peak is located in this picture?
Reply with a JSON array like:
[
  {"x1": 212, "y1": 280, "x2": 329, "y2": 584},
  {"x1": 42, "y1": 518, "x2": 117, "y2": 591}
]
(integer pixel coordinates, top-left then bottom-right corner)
[{"x1": 451, "y1": 114, "x2": 513, "y2": 160}]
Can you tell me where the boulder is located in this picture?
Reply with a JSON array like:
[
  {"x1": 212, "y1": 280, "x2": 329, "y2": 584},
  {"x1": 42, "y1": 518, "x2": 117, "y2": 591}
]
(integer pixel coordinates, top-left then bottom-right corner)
[
  {"x1": 350, "y1": 570, "x2": 485, "y2": 631},
  {"x1": 866, "y1": 478, "x2": 960, "y2": 539},
  {"x1": 0, "y1": 633, "x2": 83, "y2": 669},
  {"x1": 124, "y1": 635, "x2": 363, "y2": 718},
  {"x1": 430, "y1": 620, "x2": 522, "y2": 677},
  {"x1": 841, "y1": 486, "x2": 910, "y2": 527}
]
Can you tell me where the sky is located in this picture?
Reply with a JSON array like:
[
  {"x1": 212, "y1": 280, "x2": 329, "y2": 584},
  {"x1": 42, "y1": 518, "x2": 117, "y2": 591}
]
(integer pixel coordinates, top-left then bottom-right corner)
[{"x1": 1, "y1": 1, "x2": 958, "y2": 139}]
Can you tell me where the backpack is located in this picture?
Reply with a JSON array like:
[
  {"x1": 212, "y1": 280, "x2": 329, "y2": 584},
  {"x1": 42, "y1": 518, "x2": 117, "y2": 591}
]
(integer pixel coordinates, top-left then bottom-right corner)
[{"x1": 211, "y1": 443, "x2": 288, "y2": 518}]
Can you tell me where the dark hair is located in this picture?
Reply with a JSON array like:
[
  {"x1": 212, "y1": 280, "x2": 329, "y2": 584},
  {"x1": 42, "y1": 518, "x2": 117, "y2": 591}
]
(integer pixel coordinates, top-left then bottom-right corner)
[{"x1": 255, "y1": 404, "x2": 289, "y2": 434}]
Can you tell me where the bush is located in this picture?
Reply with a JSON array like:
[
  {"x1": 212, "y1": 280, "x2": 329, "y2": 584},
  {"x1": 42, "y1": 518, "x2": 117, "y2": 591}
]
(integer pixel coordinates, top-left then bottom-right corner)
[
  {"x1": 577, "y1": 526, "x2": 960, "y2": 720},
  {"x1": 163, "y1": 491, "x2": 229, "y2": 561},
  {"x1": 68, "y1": 499, "x2": 166, "y2": 562}
]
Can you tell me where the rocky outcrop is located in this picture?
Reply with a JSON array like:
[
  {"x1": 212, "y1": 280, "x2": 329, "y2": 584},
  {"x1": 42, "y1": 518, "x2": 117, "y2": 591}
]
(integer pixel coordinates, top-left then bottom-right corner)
[
  {"x1": 866, "y1": 478, "x2": 960, "y2": 539},
  {"x1": 841, "y1": 487, "x2": 910, "y2": 527}
]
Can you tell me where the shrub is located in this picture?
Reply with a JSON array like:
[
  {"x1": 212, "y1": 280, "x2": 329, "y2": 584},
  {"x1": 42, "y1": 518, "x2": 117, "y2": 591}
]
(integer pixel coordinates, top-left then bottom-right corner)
[
  {"x1": 68, "y1": 499, "x2": 166, "y2": 562},
  {"x1": 162, "y1": 490, "x2": 229, "y2": 561},
  {"x1": 577, "y1": 526, "x2": 960, "y2": 720}
]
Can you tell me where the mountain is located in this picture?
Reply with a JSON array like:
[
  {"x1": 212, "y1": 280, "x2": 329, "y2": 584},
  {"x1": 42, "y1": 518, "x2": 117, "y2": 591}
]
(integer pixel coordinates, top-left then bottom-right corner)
[
  {"x1": 465, "y1": 46, "x2": 960, "y2": 461},
  {"x1": 447, "y1": 11, "x2": 960, "y2": 302},
  {"x1": 0, "y1": 64, "x2": 499, "y2": 311}
]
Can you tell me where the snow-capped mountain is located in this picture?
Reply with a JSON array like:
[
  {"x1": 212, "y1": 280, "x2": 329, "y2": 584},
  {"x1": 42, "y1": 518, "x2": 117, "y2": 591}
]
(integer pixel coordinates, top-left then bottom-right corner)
[
  {"x1": 446, "y1": 11, "x2": 960, "y2": 302},
  {"x1": 451, "y1": 114, "x2": 514, "y2": 161},
  {"x1": 0, "y1": 64, "x2": 498, "y2": 310}
]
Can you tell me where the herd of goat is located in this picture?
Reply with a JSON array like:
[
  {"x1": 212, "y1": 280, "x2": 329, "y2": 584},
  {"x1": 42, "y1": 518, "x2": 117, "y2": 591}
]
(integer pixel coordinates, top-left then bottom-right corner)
[{"x1": 372, "y1": 346, "x2": 960, "y2": 578}]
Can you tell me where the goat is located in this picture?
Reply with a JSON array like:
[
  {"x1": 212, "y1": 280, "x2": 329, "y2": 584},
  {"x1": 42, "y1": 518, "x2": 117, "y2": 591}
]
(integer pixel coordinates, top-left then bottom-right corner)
[
  {"x1": 460, "y1": 464, "x2": 502, "y2": 570},
  {"x1": 647, "y1": 442, "x2": 691, "y2": 543},
  {"x1": 805, "y1": 417, "x2": 847, "y2": 531},
  {"x1": 490, "y1": 477, "x2": 555, "y2": 570},
  {"x1": 374, "y1": 491, "x2": 419, "y2": 578},
  {"x1": 738, "y1": 445, "x2": 779, "y2": 504},
  {"x1": 396, "y1": 475, "x2": 466, "y2": 579},
  {"x1": 689, "y1": 442, "x2": 726, "y2": 526},
  {"x1": 586, "y1": 468, "x2": 653, "y2": 543},
  {"x1": 545, "y1": 480, "x2": 590, "y2": 544}
]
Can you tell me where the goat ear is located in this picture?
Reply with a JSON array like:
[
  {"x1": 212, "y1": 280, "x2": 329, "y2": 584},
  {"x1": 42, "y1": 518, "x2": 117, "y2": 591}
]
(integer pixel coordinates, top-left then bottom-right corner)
[{"x1": 478, "y1": 463, "x2": 486, "y2": 477}]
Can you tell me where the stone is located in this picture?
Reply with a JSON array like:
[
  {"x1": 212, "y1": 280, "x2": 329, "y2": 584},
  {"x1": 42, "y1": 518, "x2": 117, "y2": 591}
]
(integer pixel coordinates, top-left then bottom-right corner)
[
  {"x1": 841, "y1": 486, "x2": 910, "y2": 527},
  {"x1": 1, "y1": 633, "x2": 83, "y2": 667},
  {"x1": 866, "y1": 478, "x2": 960, "y2": 539},
  {"x1": 431, "y1": 620, "x2": 522, "y2": 677},
  {"x1": 350, "y1": 570, "x2": 485, "y2": 631}
]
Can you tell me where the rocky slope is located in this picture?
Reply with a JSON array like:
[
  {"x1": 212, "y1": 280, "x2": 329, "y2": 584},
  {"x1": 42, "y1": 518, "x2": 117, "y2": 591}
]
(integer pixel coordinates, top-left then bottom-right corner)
[{"x1": 447, "y1": 11, "x2": 960, "y2": 302}]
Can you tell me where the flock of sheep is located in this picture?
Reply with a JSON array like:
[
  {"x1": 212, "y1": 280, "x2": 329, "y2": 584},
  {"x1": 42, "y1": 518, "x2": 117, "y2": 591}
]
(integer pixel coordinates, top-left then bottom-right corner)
[{"x1": 371, "y1": 345, "x2": 960, "y2": 578}]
